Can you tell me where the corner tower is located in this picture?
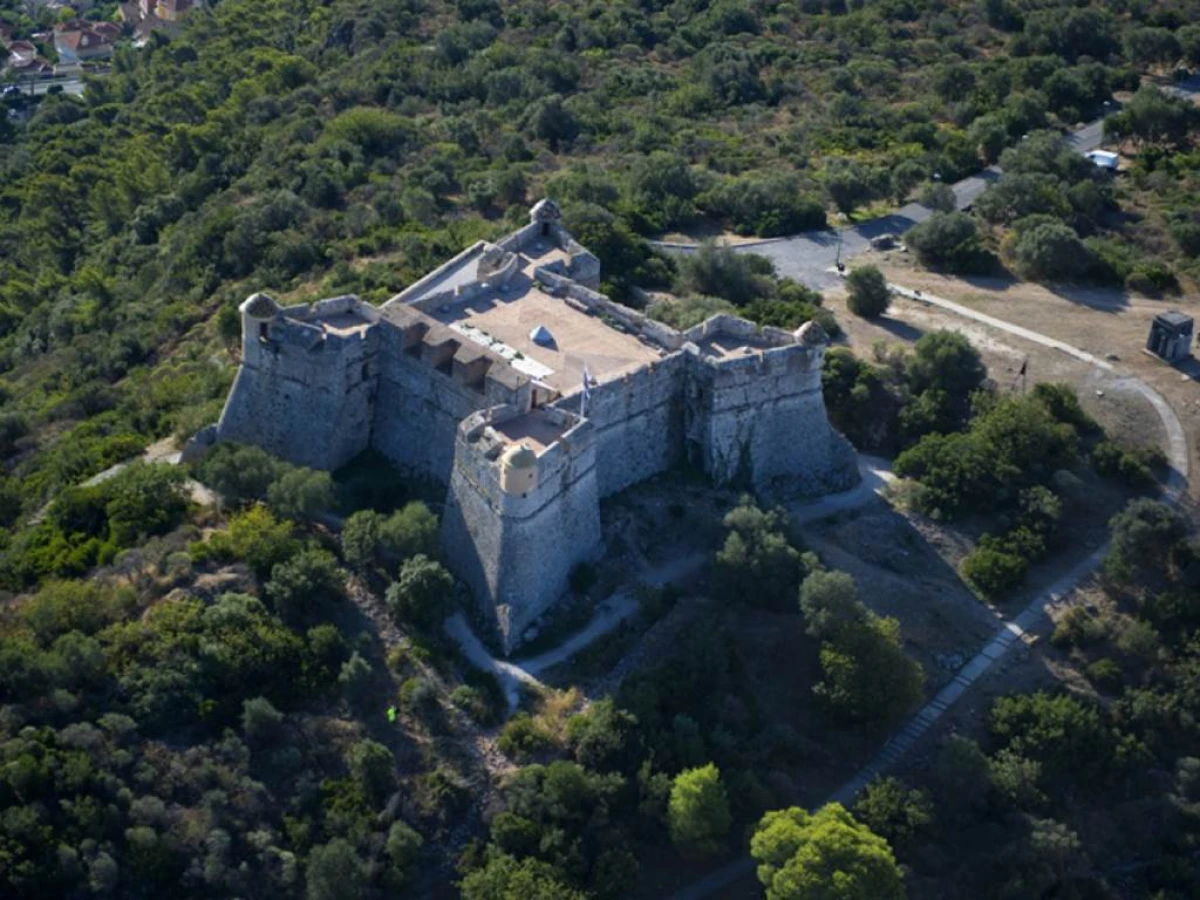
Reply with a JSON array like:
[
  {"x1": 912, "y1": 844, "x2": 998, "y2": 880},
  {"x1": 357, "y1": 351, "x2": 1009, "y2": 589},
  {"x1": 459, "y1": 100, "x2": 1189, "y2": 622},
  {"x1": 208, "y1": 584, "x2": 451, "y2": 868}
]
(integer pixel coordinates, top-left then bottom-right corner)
[
  {"x1": 440, "y1": 404, "x2": 602, "y2": 652},
  {"x1": 683, "y1": 316, "x2": 858, "y2": 497},
  {"x1": 215, "y1": 293, "x2": 380, "y2": 470}
]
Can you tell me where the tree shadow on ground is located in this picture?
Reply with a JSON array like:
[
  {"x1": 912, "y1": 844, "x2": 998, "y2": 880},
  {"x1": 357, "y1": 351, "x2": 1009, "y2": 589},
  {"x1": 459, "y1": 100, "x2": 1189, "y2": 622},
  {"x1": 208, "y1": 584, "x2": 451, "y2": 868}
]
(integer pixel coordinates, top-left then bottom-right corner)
[
  {"x1": 1041, "y1": 280, "x2": 1134, "y2": 312},
  {"x1": 795, "y1": 501, "x2": 1003, "y2": 688},
  {"x1": 856, "y1": 213, "x2": 922, "y2": 240},
  {"x1": 874, "y1": 314, "x2": 924, "y2": 342},
  {"x1": 942, "y1": 268, "x2": 1135, "y2": 313}
]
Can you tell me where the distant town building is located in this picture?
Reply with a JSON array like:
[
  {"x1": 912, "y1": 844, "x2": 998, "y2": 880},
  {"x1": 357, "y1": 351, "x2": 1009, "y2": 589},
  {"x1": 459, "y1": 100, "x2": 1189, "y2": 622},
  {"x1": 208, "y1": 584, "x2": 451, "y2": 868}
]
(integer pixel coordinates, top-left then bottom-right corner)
[
  {"x1": 54, "y1": 20, "x2": 121, "y2": 66},
  {"x1": 1146, "y1": 311, "x2": 1194, "y2": 362},
  {"x1": 5, "y1": 39, "x2": 38, "y2": 67},
  {"x1": 3, "y1": 37, "x2": 54, "y2": 78},
  {"x1": 119, "y1": 0, "x2": 202, "y2": 39}
]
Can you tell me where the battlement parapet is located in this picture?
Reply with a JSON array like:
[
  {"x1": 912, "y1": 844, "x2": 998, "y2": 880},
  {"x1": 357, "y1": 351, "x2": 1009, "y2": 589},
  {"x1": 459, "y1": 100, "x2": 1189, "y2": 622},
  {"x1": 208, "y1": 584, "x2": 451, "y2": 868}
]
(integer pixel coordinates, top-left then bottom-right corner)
[
  {"x1": 385, "y1": 241, "x2": 491, "y2": 308},
  {"x1": 682, "y1": 314, "x2": 793, "y2": 348},
  {"x1": 535, "y1": 266, "x2": 682, "y2": 353}
]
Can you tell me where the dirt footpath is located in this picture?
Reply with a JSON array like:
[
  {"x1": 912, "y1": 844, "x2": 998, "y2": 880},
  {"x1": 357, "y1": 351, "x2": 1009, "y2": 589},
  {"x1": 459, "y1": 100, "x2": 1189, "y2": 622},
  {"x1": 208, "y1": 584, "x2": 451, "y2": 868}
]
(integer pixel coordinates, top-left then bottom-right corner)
[
  {"x1": 825, "y1": 266, "x2": 1180, "y2": 473},
  {"x1": 834, "y1": 253, "x2": 1200, "y2": 494}
]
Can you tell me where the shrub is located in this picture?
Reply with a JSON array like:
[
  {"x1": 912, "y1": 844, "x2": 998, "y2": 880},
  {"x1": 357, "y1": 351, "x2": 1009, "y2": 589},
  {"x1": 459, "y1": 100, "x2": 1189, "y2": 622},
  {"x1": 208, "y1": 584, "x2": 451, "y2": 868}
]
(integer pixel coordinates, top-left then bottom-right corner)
[
  {"x1": 668, "y1": 763, "x2": 732, "y2": 857},
  {"x1": 853, "y1": 777, "x2": 934, "y2": 851},
  {"x1": 242, "y1": 696, "x2": 285, "y2": 746},
  {"x1": 343, "y1": 503, "x2": 439, "y2": 573},
  {"x1": 1031, "y1": 383, "x2": 1098, "y2": 433},
  {"x1": 1085, "y1": 657, "x2": 1123, "y2": 692},
  {"x1": 338, "y1": 651, "x2": 374, "y2": 708},
  {"x1": 346, "y1": 738, "x2": 395, "y2": 805},
  {"x1": 1050, "y1": 606, "x2": 1108, "y2": 648},
  {"x1": 266, "y1": 468, "x2": 335, "y2": 520},
  {"x1": 202, "y1": 505, "x2": 298, "y2": 575},
  {"x1": 379, "y1": 502, "x2": 439, "y2": 564},
  {"x1": 498, "y1": 711, "x2": 554, "y2": 761},
  {"x1": 342, "y1": 510, "x2": 383, "y2": 571},
  {"x1": 1012, "y1": 219, "x2": 1091, "y2": 281},
  {"x1": 700, "y1": 174, "x2": 826, "y2": 236},
  {"x1": 1125, "y1": 261, "x2": 1179, "y2": 297},
  {"x1": 751, "y1": 804, "x2": 904, "y2": 900},
  {"x1": 306, "y1": 839, "x2": 368, "y2": 900},
  {"x1": 713, "y1": 498, "x2": 810, "y2": 609},
  {"x1": 265, "y1": 548, "x2": 344, "y2": 622},
  {"x1": 906, "y1": 212, "x2": 990, "y2": 273},
  {"x1": 1104, "y1": 498, "x2": 1189, "y2": 585},
  {"x1": 566, "y1": 698, "x2": 641, "y2": 773},
  {"x1": 386, "y1": 555, "x2": 454, "y2": 629},
  {"x1": 815, "y1": 614, "x2": 924, "y2": 727},
  {"x1": 988, "y1": 691, "x2": 1113, "y2": 781},
  {"x1": 385, "y1": 821, "x2": 423, "y2": 883},
  {"x1": 648, "y1": 294, "x2": 737, "y2": 330},
  {"x1": 962, "y1": 545, "x2": 1028, "y2": 598},
  {"x1": 1091, "y1": 441, "x2": 1162, "y2": 488},
  {"x1": 194, "y1": 442, "x2": 284, "y2": 506},
  {"x1": 918, "y1": 181, "x2": 956, "y2": 213},
  {"x1": 449, "y1": 685, "x2": 499, "y2": 725},
  {"x1": 845, "y1": 266, "x2": 891, "y2": 319},
  {"x1": 676, "y1": 243, "x2": 773, "y2": 306},
  {"x1": 800, "y1": 570, "x2": 866, "y2": 640}
]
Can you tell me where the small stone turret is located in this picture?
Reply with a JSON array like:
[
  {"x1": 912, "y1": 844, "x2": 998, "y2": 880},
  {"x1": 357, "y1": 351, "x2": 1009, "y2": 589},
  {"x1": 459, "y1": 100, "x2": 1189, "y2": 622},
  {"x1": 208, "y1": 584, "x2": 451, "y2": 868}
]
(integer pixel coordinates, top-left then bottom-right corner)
[
  {"x1": 240, "y1": 292, "x2": 279, "y2": 352},
  {"x1": 530, "y1": 198, "x2": 563, "y2": 224},
  {"x1": 499, "y1": 443, "x2": 538, "y2": 495},
  {"x1": 794, "y1": 319, "x2": 828, "y2": 347}
]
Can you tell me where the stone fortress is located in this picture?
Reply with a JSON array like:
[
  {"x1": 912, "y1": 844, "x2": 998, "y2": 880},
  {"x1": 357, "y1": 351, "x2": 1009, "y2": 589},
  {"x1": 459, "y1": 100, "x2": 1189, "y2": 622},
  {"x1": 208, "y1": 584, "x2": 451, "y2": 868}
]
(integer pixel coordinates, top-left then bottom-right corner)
[{"x1": 213, "y1": 200, "x2": 858, "y2": 650}]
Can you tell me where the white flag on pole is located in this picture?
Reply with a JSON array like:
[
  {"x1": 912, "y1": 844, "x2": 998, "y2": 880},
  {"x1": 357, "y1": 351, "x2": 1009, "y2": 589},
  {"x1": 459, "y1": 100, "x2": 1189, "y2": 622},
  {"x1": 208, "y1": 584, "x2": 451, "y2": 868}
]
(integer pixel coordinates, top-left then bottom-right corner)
[{"x1": 581, "y1": 365, "x2": 595, "y2": 417}]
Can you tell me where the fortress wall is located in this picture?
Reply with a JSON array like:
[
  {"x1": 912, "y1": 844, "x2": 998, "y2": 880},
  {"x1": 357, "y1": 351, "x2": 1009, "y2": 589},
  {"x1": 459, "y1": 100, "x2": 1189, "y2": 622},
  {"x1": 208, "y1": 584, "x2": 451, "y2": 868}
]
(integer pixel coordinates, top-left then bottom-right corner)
[
  {"x1": 441, "y1": 413, "x2": 602, "y2": 651},
  {"x1": 371, "y1": 327, "x2": 491, "y2": 484},
  {"x1": 217, "y1": 328, "x2": 378, "y2": 471},
  {"x1": 385, "y1": 241, "x2": 487, "y2": 307},
  {"x1": 694, "y1": 344, "x2": 857, "y2": 495},
  {"x1": 496, "y1": 221, "x2": 543, "y2": 254},
  {"x1": 555, "y1": 352, "x2": 689, "y2": 498}
]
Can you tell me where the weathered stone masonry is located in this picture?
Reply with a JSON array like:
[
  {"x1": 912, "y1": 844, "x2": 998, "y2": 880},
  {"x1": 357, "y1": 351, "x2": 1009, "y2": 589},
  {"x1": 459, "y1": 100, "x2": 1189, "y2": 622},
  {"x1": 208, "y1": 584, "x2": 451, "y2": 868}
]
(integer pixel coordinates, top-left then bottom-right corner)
[{"x1": 212, "y1": 200, "x2": 858, "y2": 651}]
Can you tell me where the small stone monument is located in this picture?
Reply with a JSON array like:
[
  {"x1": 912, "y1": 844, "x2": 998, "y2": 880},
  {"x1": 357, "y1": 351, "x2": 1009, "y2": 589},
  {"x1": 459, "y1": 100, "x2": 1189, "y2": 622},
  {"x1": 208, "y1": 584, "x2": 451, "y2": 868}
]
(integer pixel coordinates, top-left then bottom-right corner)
[{"x1": 1146, "y1": 311, "x2": 1194, "y2": 362}]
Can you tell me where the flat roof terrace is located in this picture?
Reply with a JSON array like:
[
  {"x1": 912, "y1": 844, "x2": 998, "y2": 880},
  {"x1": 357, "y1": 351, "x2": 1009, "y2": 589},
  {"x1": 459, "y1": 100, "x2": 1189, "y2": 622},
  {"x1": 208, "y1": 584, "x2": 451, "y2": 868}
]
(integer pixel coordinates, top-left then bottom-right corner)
[
  {"x1": 315, "y1": 311, "x2": 374, "y2": 337},
  {"x1": 492, "y1": 408, "x2": 569, "y2": 453},
  {"x1": 695, "y1": 331, "x2": 779, "y2": 360},
  {"x1": 429, "y1": 273, "x2": 664, "y2": 394}
]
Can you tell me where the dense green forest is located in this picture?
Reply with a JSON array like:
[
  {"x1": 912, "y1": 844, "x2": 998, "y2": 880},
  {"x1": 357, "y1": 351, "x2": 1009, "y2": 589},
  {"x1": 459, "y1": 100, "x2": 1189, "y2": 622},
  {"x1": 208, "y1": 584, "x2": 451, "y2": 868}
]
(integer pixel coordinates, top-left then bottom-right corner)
[{"x1": 3, "y1": 0, "x2": 1200, "y2": 897}]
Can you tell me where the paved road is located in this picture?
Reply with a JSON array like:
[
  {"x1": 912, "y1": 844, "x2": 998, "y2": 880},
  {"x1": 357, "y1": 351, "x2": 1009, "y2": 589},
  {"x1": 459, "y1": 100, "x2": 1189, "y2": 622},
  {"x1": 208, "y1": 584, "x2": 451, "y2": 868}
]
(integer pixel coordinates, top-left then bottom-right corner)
[
  {"x1": 667, "y1": 281, "x2": 1190, "y2": 900},
  {"x1": 9, "y1": 77, "x2": 86, "y2": 97},
  {"x1": 655, "y1": 77, "x2": 1200, "y2": 291}
]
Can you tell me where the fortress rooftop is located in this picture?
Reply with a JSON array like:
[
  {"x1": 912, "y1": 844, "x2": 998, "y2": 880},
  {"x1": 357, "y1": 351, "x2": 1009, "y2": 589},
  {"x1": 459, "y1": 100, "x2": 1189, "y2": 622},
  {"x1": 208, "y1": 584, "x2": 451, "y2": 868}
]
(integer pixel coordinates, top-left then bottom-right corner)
[
  {"x1": 491, "y1": 407, "x2": 570, "y2": 453},
  {"x1": 313, "y1": 309, "x2": 374, "y2": 337},
  {"x1": 421, "y1": 244, "x2": 665, "y2": 394}
]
